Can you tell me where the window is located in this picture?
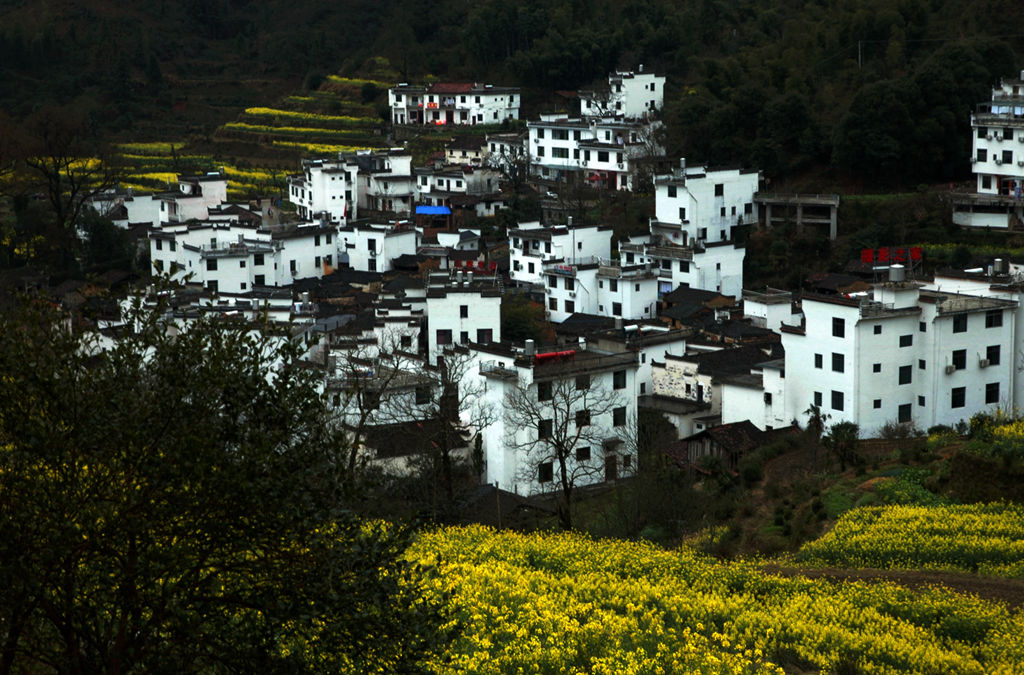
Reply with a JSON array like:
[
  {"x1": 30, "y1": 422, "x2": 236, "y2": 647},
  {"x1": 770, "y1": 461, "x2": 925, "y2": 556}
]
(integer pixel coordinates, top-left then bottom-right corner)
[
  {"x1": 987, "y1": 345, "x2": 1000, "y2": 365},
  {"x1": 254, "y1": 274, "x2": 265, "y2": 286},
  {"x1": 977, "y1": 148, "x2": 988, "y2": 162},
  {"x1": 951, "y1": 387, "x2": 966, "y2": 409},
  {"x1": 814, "y1": 391, "x2": 822, "y2": 407},
  {"x1": 459, "y1": 331, "x2": 469, "y2": 344},
  {"x1": 155, "y1": 239, "x2": 163, "y2": 251},
  {"x1": 679, "y1": 207, "x2": 686, "y2": 221},
  {"x1": 612, "y1": 302, "x2": 622, "y2": 316},
  {"x1": 986, "y1": 310, "x2": 1003, "y2": 328},
  {"x1": 552, "y1": 147, "x2": 569, "y2": 159},
  {"x1": 289, "y1": 260, "x2": 296, "y2": 273},
  {"x1": 952, "y1": 349, "x2": 966, "y2": 370},
  {"x1": 831, "y1": 353, "x2": 844, "y2": 373},
  {"x1": 978, "y1": 127, "x2": 987, "y2": 139},
  {"x1": 206, "y1": 259, "x2": 217, "y2": 271},
  {"x1": 609, "y1": 279, "x2": 618, "y2": 292},
  {"x1": 714, "y1": 183, "x2": 724, "y2": 197},
  {"x1": 679, "y1": 261, "x2": 689, "y2": 272},
  {"x1": 536, "y1": 128, "x2": 544, "y2": 139},
  {"x1": 313, "y1": 256, "x2": 319, "y2": 268},
  {"x1": 252, "y1": 253, "x2": 264, "y2": 266},
  {"x1": 667, "y1": 186, "x2": 677, "y2": 198},
  {"x1": 873, "y1": 324, "x2": 882, "y2": 335},
  {"x1": 986, "y1": 382, "x2": 1000, "y2": 404},
  {"x1": 1003, "y1": 149, "x2": 1013, "y2": 164},
  {"x1": 460, "y1": 304, "x2": 468, "y2": 318},
  {"x1": 436, "y1": 329, "x2": 452, "y2": 345},
  {"x1": 899, "y1": 334, "x2": 912, "y2": 347},
  {"x1": 873, "y1": 399, "x2": 882, "y2": 409},
  {"x1": 832, "y1": 317, "x2": 845, "y2": 337},
  {"x1": 537, "y1": 381, "x2": 552, "y2": 401},
  {"x1": 613, "y1": 406, "x2": 627, "y2": 426},
  {"x1": 575, "y1": 410, "x2": 591, "y2": 427},
  {"x1": 575, "y1": 446, "x2": 591, "y2": 461},
  {"x1": 538, "y1": 461, "x2": 553, "y2": 482},
  {"x1": 764, "y1": 392, "x2": 773, "y2": 405},
  {"x1": 400, "y1": 335, "x2": 412, "y2": 348},
  {"x1": 549, "y1": 297, "x2": 557, "y2": 310},
  {"x1": 565, "y1": 277, "x2": 575, "y2": 291},
  {"x1": 597, "y1": 151, "x2": 609, "y2": 162},
  {"x1": 814, "y1": 353, "x2": 823, "y2": 369},
  {"x1": 899, "y1": 365, "x2": 912, "y2": 385},
  {"x1": 476, "y1": 328, "x2": 493, "y2": 343},
  {"x1": 564, "y1": 299, "x2": 575, "y2": 313},
  {"x1": 953, "y1": 314, "x2": 967, "y2": 333},
  {"x1": 314, "y1": 235, "x2": 320, "y2": 246},
  {"x1": 415, "y1": 385, "x2": 431, "y2": 405},
  {"x1": 613, "y1": 370, "x2": 626, "y2": 389},
  {"x1": 623, "y1": 454, "x2": 632, "y2": 469},
  {"x1": 536, "y1": 146, "x2": 545, "y2": 157},
  {"x1": 873, "y1": 363, "x2": 881, "y2": 373},
  {"x1": 576, "y1": 374, "x2": 590, "y2": 390},
  {"x1": 919, "y1": 359, "x2": 926, "y2": 370},
  {"x1": 919, "y1": 321, "x2": 926, "y2": 333},
  {"x1": 899, "y1": 404, "x2": 912, "y2": 423},
  {"x1": 153, "y1": 259, "x2": 164, "y2": 273},
  {"x1": 831, "y1": 390, "x2": 844, "y2": 411}
]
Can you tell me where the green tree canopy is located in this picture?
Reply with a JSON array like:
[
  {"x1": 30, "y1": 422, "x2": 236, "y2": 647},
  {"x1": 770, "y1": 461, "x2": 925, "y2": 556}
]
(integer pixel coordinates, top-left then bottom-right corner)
[{"x1": 0, "y1": 299, "x2": 452, "y2": 673}]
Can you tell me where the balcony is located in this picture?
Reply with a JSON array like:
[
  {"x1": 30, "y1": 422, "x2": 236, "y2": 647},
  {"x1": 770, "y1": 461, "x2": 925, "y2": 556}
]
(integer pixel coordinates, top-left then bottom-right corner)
[{"x1": 522, "y1": 350, "x2": 638, "y2": 380}]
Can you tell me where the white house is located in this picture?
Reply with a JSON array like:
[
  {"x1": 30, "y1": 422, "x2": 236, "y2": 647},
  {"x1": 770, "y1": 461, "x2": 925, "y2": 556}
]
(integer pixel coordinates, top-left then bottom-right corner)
[
  {"x1": 742, "y1": 288, "x2": 802, "y2": 331},
  {"x1": 720, "y1": 359, "x2": 789, "y2": 431},
  {"x1": 355, "y1": 152, "x2": 416, "y2": 216},
  {"x1": 414, "y1": 164, "x2": 503, "y2": 209},
  {"x1": 781, "y1": 269, "x2": 1017, "y2": 437},
  {"x1": 652, "y1": 160, "x2": 760, "y2": 246},
  {"x1": 580, "y1": 69, "x2": 666, "y2": 120},
  {"x1": 287, "y1": 156, "x2": 358, "y2": 223},
  {"x1": 389, "y1": 82, "x2": 520, "y2": 126},
  {"x1": 158, "y1": 173, "x2": 229, "y2": 224},
  {"x1": 470, "y1": 341, "x2": 639, "y2": 495},
  {"x1": 337, "y1": 221, "x2": 417, "y2": 273},
  {"x1": 954, "y1": 70, "x2": 1024, "y2": 229},
  {"x1": 509, "y1": 221, "x2": 613, "y2": 286},
  {"x1": 541, "y1": 257, "x2": 659, "y2": 323},
  {"x1": 149, "y1": 220, "x2": 340, "y2": 293},
  {"x1": 527, "y1": 115, "x2": 664, "y2": 190},
  {"x1": 424, "y1": 271, "x2": 502, "y2": 361}
]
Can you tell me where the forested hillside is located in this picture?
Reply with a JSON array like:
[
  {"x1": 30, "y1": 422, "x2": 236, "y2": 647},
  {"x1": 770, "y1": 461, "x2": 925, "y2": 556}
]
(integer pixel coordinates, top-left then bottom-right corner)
[{"x1": 0, "y1": 0, "x2": 1020, "y2": 186}]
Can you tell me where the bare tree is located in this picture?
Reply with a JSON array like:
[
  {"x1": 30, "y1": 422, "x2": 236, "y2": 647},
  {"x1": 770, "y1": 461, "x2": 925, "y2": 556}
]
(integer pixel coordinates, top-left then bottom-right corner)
[
  {"x1": 486, "y1": 133, "x2": 529, "y2": 193},
  {"x1": 16, "y1": 107, "x2": 121, "y2": 248},
  {"x1": 376, "y1": 346, "x2": 494, "y2": 517},
  {"x1": 505, "y1": 373, "x2": 629, "y2": 530}
]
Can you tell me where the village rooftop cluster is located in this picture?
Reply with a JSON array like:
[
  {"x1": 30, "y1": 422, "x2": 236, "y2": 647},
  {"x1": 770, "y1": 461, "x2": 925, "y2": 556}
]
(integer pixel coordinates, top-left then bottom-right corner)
[{"x1": 77, "y1": 68, "x2": 1024, "y2": 499}]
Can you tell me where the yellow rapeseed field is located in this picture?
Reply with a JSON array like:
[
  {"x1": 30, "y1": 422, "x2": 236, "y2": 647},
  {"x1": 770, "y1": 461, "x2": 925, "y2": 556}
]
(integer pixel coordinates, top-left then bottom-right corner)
[{"x1": 408, "y1": 526, "x2": 1024, "y2": 674}]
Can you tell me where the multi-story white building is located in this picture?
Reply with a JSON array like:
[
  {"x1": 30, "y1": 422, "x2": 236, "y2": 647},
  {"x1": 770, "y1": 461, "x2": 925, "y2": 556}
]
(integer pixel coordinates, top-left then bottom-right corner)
[
  {"x1": 389, "y1": 82, "x2": 520, "y2": 126},
  {"x1": 424, "y1": 272, "x2": 502, "y2": 361},
  {"x1": 954, "y1": 70, "x2": 1024, "y2": 229},
  {"x1": 527, "y1": 115, "x2": 664, "y2": 190},
  {"x1": 720, "y1": 358, "x2": 788, "y2": 431},
  {"x1": 336, "y1": 221, "x2": 417, "y2": 273},
  {"x1": 158, "y1": 173, "x2": 229, "y2": 224},
  {"x1": 470, "y1": 342, "x2": 639, "y2": 495},
  {"x1": 652, "y1": 160, "x2": 760, "y2": 245},
  {"x1": 579, "y1": 69, "x2": 666, "y2": 120},
  {"x1": 149, "y1": 220, "x2": 339, "y2": 293},
  {"x1": 287, "y1": 156, "x2": 358, "y2": 223},
  {"x1": 781, "y1": 270, "x2": 1017, "y2": 437},
  {"x1": 508, "y1": 221, "x2": 614, "y2": 285},
  {"x1": 541, "y1": 257, "x2": 658, "y2": 322},
  {"x1": 414, "y1": 165, "x2": 503, "y2": 208},
  {"x1": 286, "y1": 150, "x2": 416, "y2": 223}
]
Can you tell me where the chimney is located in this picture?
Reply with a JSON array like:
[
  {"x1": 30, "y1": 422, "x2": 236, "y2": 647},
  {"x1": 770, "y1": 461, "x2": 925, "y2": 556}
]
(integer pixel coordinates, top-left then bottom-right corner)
[
  {"x1": 578, "y1": 336, "x2": 587, "y2": 351},
  {"x1": 567, "y1": 215, "x2": 573, "y2": 227},
  {"x1": 467, "y1": 270, "x2": 474, "y2": 284},
  {"x1": 524, "y1": 339, "x2": 535, "y2": 356},
  {"x1": 889, "y1": 264, "x2": 905, "y2": 282},
  {"x1": 995, "y1": 258, "x2": 1006, "y2": 274}
]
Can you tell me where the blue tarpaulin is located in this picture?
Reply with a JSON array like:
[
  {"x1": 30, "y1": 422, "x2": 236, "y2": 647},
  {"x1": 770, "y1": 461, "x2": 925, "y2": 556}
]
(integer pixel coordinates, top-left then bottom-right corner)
[{"x1": 416, "y1": 205, "x2": 452, "y2": 215}]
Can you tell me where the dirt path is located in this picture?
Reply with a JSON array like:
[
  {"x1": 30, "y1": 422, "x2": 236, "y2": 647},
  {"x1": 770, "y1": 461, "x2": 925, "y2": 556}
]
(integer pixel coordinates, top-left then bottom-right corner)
[{"x1": 762, "y1": 564, "x2": 1024, "y2": 609}]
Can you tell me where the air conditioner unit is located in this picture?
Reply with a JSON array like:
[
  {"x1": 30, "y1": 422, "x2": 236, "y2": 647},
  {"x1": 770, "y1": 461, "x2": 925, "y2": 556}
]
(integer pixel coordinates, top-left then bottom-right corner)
[
  {"x1": 971, "y1": 157, "x2": 978, "y2": 163},
  {"x1": 1018, "y1": 136, "x2": 1024, "y2": 143},
  {"x1": 568, "y1": 291, "x2": 576, "y2": 298},
  {"x1": 945, "y1": 365, "x2": 956, "y2": 374},
  {"x1": 995, "y1": 158, "x2": 1003, "y2": 165},
  {"x1": 979, "y1": 358, "x2": 991, "y2": 368},
  {"x1": 996, "y1": 133, "x2": 1004, "y2": 141},
  {"x1": 617, "y1": 162, "x2": 625, "y2": 169},
  {"x1": 987, "y1": 133, "x2": 994, "y2": 140},
  {"x1": 581, "y1": 160, "x2": 589, "y2": 167},
  {"x1": 1018, "y1": 160, "x2": 1024, "y2": 167}
]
